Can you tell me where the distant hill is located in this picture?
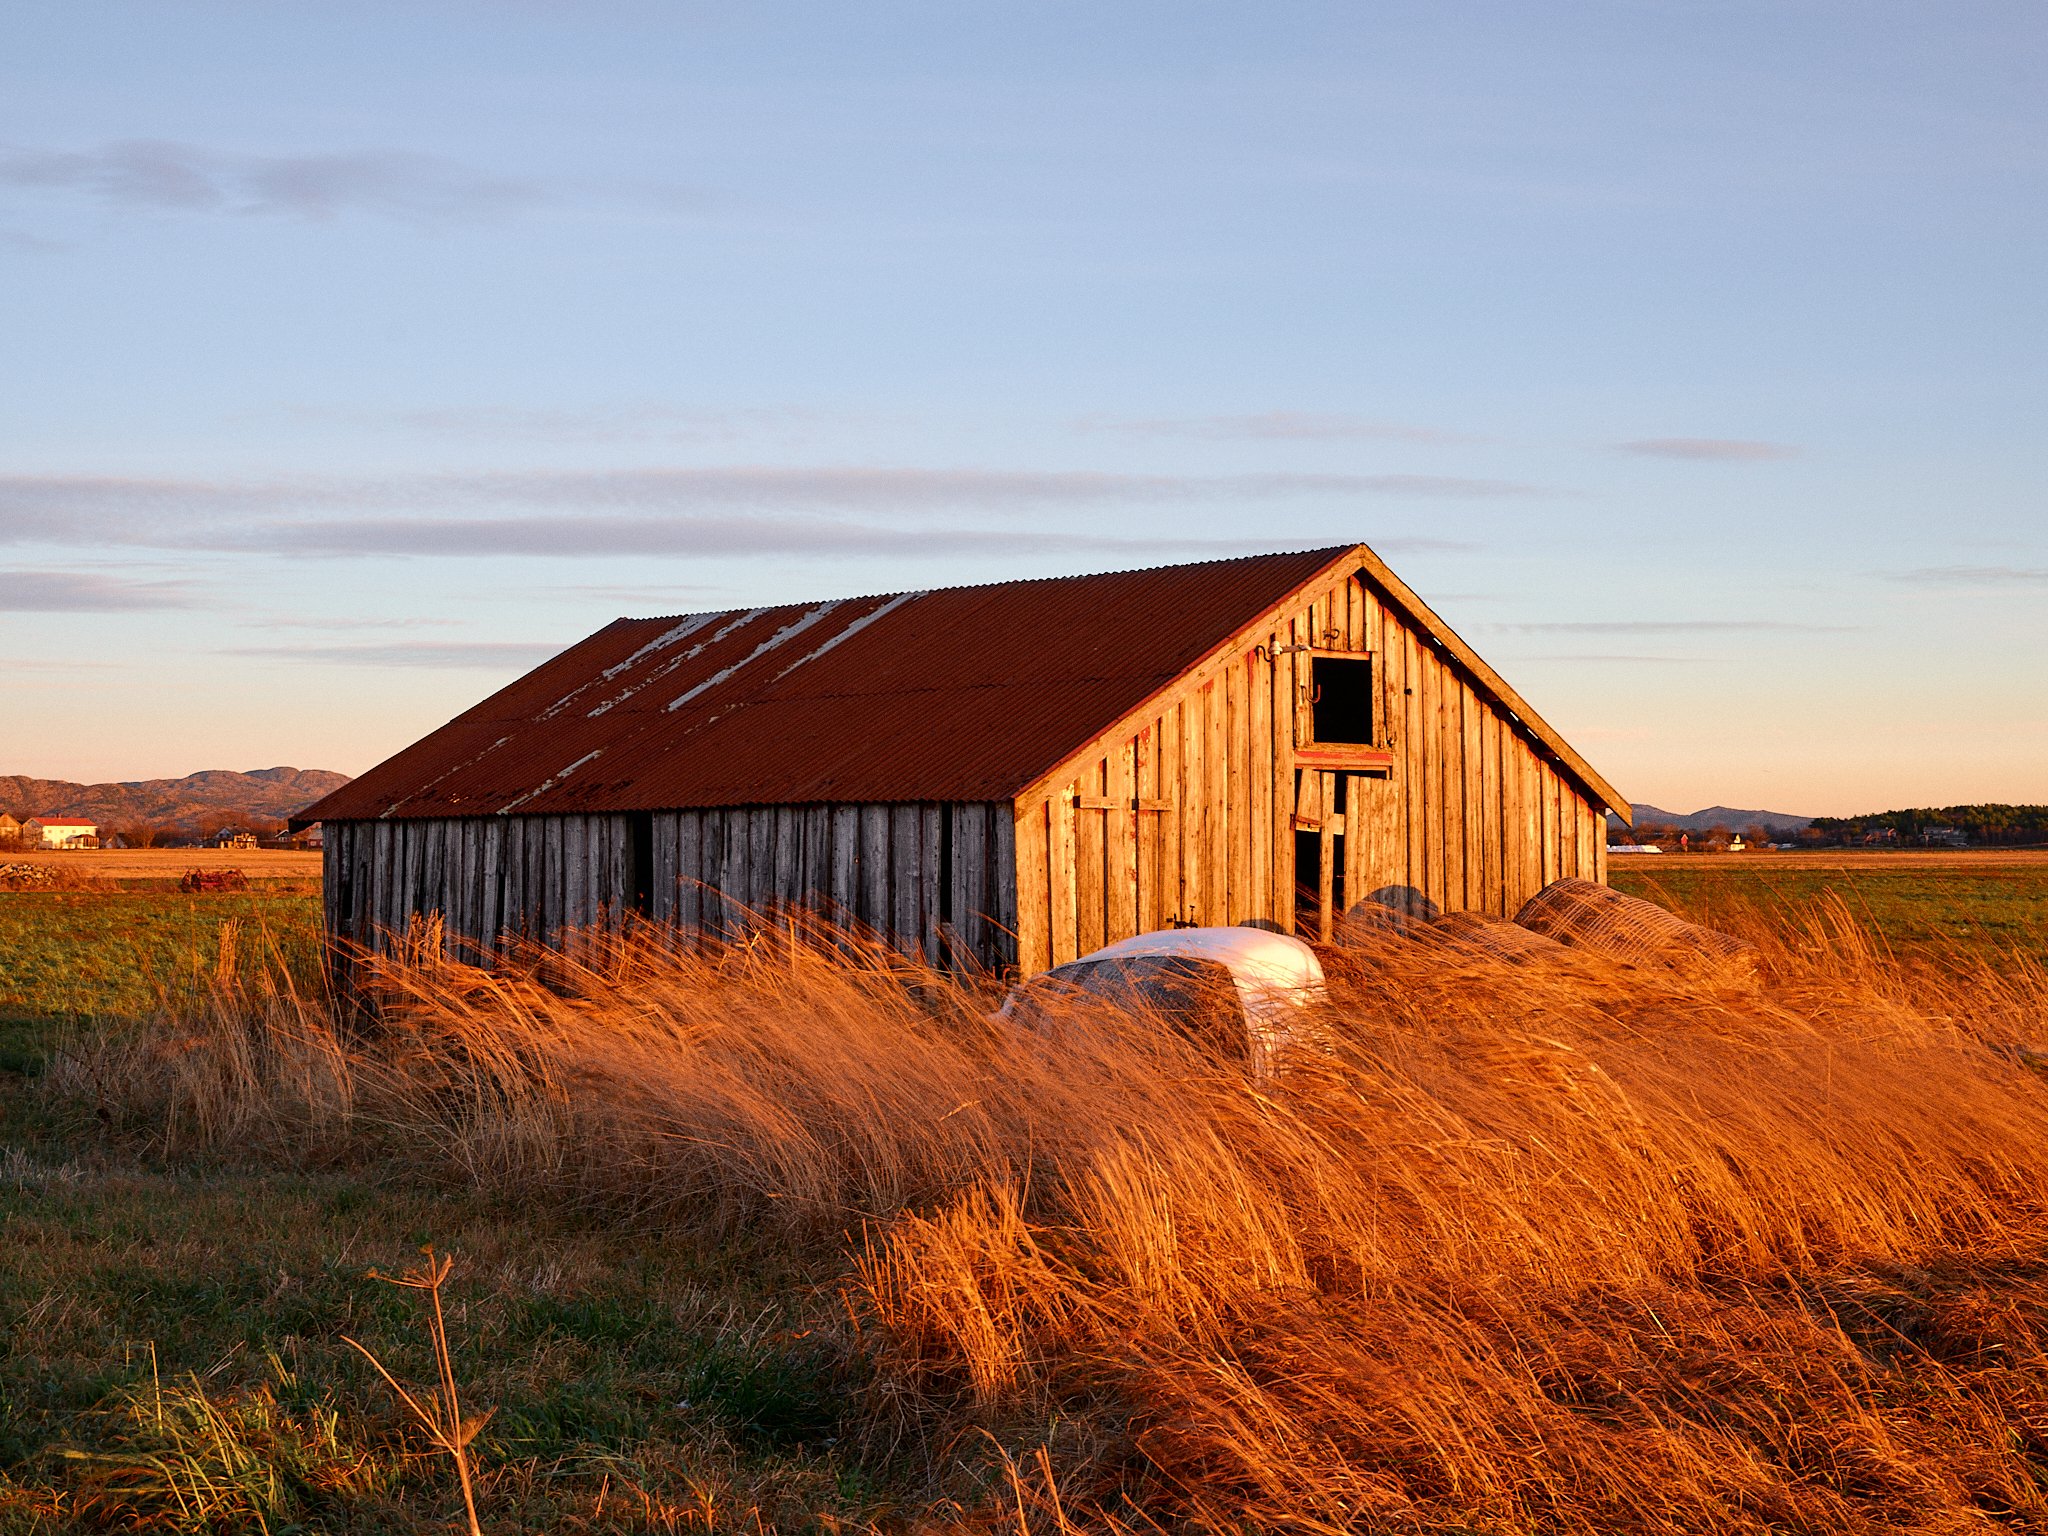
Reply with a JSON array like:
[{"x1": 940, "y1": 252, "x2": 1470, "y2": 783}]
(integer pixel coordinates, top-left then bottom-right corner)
[
  {"x1": 0, "y1": 767, "x2": 350, "y2": 837},
  {"x1": 1612, "y1": 804, "x2": 1814, "y2": 834}
]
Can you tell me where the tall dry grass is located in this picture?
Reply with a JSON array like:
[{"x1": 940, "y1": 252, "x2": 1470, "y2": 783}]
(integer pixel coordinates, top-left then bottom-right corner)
[{"x1": 48, "y1": 896, "x2": 2048, "y2": 1533}]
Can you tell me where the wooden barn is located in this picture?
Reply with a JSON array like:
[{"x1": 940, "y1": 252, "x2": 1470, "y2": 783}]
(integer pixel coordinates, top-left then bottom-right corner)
[{"x1": 296, "y1": 544, "x2": 1627, "y2": 976}]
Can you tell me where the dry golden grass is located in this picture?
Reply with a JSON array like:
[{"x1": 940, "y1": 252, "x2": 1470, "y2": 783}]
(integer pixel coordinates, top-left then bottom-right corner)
[{"x1": 42, "y1": 897, "x2": 2048, "y2": 1534}]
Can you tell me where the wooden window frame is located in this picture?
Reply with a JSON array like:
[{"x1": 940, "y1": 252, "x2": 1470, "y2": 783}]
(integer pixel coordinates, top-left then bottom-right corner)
[{"x1": 1297, "y1": 648, "x2": 1394, "y2": 772}]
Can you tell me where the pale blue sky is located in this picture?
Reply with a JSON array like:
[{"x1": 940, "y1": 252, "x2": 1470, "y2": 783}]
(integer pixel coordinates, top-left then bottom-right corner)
[{"x1": 3, "y1": 1, "x2": 2042, "y2": 813}]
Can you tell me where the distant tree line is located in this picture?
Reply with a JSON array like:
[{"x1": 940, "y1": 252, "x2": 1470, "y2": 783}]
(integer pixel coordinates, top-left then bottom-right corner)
[
  {"x1": 1801, "y1": 804, "x2": 2048, "y2": 847},
  {"x1": 0, "y1": 812, "x2": 288, "y2": 848}
]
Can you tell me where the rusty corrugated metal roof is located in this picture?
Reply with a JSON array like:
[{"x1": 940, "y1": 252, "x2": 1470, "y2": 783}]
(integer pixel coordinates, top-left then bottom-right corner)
[{"x1": 298, "y1": 547, "x2": 1358, "y2": 822}]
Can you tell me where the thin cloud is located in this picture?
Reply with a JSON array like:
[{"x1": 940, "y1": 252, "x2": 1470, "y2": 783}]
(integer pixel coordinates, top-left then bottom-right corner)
[
  {"x1": 387, "y1": 404, "x2": 832, "y2": 445},
  {"x1": 244, "y1": 615, "x2": 466, "y2": 631},
  {"x1": 1509, "y1": 653, "x2": 1718, "y2": 665},
  {"x1": 0, "y1": 466, "x2": 1531, "y2": 557},
  {"x1": 416, "y1": 466, "x2": 1539, "y2": 509},
  {"x1": 1497, "y1": 619, "x2": 1852, "y2": 634},
  {"x1": 1616, "y1": 438, "x2": 1800, "y2": 462},
  {"x1": 0, "y1": 140, "x2": 546, "y2": 225},
  {"x1": 0, "y1": 570, "x2": 197, "y2": 611},
  {"x1": 225, "y1": 641, "x2": 563, "y2": 669},
  {"x1": 1082, "y1": 412, "x2": 1481, "y2": 444},
  {"x1": 246, "y1": 519, "x2": 1478, "y2": 562},
  {"x1": 249, "y1": 516, "x2": 1277, "y2": 560},
  {"x1": 1889, "y1": 565, "x2": 2048, "y2": 587}
]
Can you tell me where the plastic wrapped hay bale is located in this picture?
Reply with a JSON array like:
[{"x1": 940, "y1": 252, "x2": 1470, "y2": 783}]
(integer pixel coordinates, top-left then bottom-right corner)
[
  {"x1": 1513, "y1": 878, "x2": 1758, "y2": 979},
  {"x1": 1334, "y1": 886, "x2": 1440, "y2": 947},
  {"x1": 1429, "y1": 909, "x2": 1570, "y2": 966}
]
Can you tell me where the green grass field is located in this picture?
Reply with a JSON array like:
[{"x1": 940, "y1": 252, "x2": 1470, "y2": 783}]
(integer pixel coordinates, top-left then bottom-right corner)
[
  {"x1": 0, "y1": 892, "x2": 322, "y2": 1027},
  {"x1": 1611, "y1": 854, "x2": 2048, "y2": 967},
  {"x1": 0, "y1": 888, "x2": 862, "y2": 1531}
]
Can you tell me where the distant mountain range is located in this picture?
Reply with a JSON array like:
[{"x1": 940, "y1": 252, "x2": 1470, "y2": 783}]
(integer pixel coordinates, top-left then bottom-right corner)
[
  {"x1": 1611, "y1": 804, "x2": 1814, "y2": 834},
  {"x1": 0, "y1": 767, "x2": 351, "y2": 835}
]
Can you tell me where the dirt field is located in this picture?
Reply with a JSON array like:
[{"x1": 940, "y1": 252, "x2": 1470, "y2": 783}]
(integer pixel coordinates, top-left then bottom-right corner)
[{"x1": 2, "y1": 847, "x2": 322, "y2": 881}]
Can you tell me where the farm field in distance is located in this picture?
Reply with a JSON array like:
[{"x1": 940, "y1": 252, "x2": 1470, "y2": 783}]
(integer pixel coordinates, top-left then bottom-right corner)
[
  {"x1": 2, "y1": 850, "x2": 2046, "y2": 1530},
  {"x1": 1611, "y1": 848, "x2": 2048, "y2": 966}
]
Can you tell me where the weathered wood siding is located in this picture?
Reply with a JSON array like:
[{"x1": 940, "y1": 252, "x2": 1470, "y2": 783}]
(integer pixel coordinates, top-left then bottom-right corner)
[
  {"x1": 324, "y1": 813, "x2": 638, "y2": 963},
  {"x1": 324, "y1": 801, "x2": 1016, "y2": 972},
  {"x1": 651, "y1": 803, "x2": 1015, "y2": 969},
  {"x1": 1012, "y1": 569, "x2": 1609, "y2": 972}
]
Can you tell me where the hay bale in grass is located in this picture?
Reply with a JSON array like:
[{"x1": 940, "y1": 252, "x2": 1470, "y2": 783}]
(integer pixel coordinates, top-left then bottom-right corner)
[
  {"x1": 1429, "y1": 910, "x2": 1571, "y2": 966},
  {"x1": 1514, "y1": 877, "x2": 1758, "y2": 978},
  {"x1": 1334, "y1": 887, "x2": 1439, "y2": 947}
]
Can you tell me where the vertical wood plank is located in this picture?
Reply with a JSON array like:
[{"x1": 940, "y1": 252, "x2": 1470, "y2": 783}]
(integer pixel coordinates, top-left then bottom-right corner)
[
  {"x1": 857, "y1": 805, "x2": 890, "y2": 932},
  {"x1": 810, "y1": 805, "x2": 834, "y2": 908},
  {"x1": 1317, "y1": 775, "x2": 1335, "y2": 941},
  {"x1": 1539, "y1": 766, "x2": 1560, "y2": 887},
  {"x1": 1478, "y1": 713, "x2": 1502, "y2": 917},
  {"x1": 1158, "y1": 706, "x2": 1183, "y2": 926},
  {"x1": 1180, "y1": 691, "x2": 1205, "y2": 925},
  {"x1": 917, "y1": 804, "x2": 941, "y2": 963},
  {"x1": 769, "y1": 807, "x2": 797, "y2": 909},
  {"x1": 1205, "y1": 675, "x2": 1228, "y2": 924},
  {"x1": 1076, "y1": 759, "x2": 1107, "y2": 955},
  {"x1": 1226, "y1": 653, "x2": 1251, "y2": 922},
  {"x1": 1401, "y1": 625, "x2": 1426, "y2": 900},
  {"x1": 887, "y1": 804, "x2": 921, "y2": 954},
  {"x1": 829, "y1": 806, "x2": 859, "y2": 927},
  {"x1": 1461, "y1": 683, "x2": 1484, "y2": 914},
  {"x1": 1272, "y1": 615, "x2": 1298, "y2": 933},
  {"x1": 1049, "y1": 784, "x2": 1079, "y2": 965},
  {"x1": 1106, "y1": 740, "x2": 1138, "y2": 942},
  {"x1": 1417, "y1": 648, "x2": 1442, "y2": 910},
  {"x1": 1013, "y1": 798, "x2": 1050, "y2": 974},
  {"x1": 956, "y1": 800, "x2": 989, "y2": 963},
  {"x1": 675, "y1": 811, "x2": 701, "y2": 932},
  {"x1": 990, "y1": 804, "x2": 1018, "y2": 970},
  {"x1": 1341, "y1": 775, "x2": 1363, "y2": 913},
  {"x1": 1248, "y1": 643, "x2": 1272, "y2": 921},
  {"x1": 1134, "y1": 724, "x2": 1161, "y2": 933}
]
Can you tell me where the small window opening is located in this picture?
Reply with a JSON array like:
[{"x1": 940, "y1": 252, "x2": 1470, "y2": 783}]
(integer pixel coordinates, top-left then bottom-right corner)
[{"x1": 1309, "y1": 656, "x2": 1375, "y2": 745}]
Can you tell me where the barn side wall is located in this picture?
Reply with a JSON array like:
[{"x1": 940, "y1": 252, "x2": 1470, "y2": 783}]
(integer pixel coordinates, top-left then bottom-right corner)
[
  {"x1": 323, "y1": 801, "x2": 1017, "y2": 975},
  {"x1": 1012, "y1": 569, "x2": 1608, "y2": 973},
  {"x1": 324, "y1": 813, "x2": 638, "y2": 964},
  {"x1": 652, "y1": 803, "x2": 1015, "y2": 970}
]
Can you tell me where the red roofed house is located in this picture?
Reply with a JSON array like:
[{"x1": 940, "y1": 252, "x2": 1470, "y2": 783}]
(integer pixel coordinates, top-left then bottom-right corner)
[
  {"x1": 296, "y1": 546, "x2": 1628, "y2": 980},
  {"x1": 24, "y1": 817, "x2": 98, "y2": 850}
]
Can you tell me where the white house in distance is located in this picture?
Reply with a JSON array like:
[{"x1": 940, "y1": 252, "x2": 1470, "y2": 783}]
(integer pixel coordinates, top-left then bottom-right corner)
[{"x1": 23, "y1": 817, "x2": 98, "y2": 849}]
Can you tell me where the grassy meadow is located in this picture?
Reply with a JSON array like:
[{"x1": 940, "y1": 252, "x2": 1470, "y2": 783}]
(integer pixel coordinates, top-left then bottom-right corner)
[
  {"x1": 1613, "y1": 850, "x2": 2048, "y2": 967},
  {"x1": 1, "y1": 857, "x2": 2045, "y2": 1533}
]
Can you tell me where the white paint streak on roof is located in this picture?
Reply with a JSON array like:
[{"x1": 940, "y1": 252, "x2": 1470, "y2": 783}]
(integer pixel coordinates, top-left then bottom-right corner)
[
  {"x1": 578, "y1": 610, "x2": 762, "y2": 719},
  {"x1": 497, "y1": 747, "x2": 605, "y2": 813},
  {"x1": 769, "y1": 590, "x2": 924, "y2": 684},
  {"x1": 384, "y1": 733, "x2": 515, "y2": 815},
  {"x1": 602, "y1": 612, "x2": 722, "y2": 681},
  {"x1": 664, "y1": 600, "x2": 845, "y2": 713}
]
